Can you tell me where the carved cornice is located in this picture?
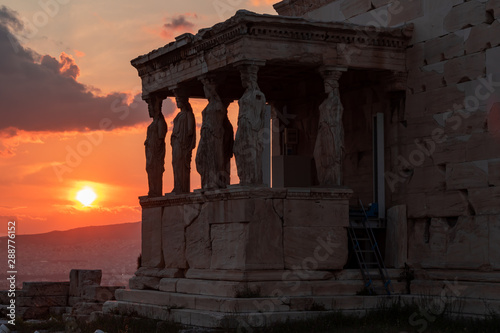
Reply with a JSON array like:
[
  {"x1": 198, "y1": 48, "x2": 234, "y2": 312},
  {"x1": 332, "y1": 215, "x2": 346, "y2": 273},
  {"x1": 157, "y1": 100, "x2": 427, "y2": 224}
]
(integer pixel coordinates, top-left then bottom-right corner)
[
  {"x1": 131, "y1": 10, "x2": 414, "y2": 78},
  {"x1": 139, "y1": 186, "x2": 352, "y2": 208},
  {"x1": 274, "y1": 0, "x2": 337, "y2": 17}
]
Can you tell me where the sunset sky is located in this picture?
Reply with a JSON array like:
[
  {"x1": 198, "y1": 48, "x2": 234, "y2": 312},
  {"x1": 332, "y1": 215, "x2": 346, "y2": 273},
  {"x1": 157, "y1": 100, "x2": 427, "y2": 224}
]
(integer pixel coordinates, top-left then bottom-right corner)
[{"x1": 0, "y1": 0, "x2": 276, "y2": 235}]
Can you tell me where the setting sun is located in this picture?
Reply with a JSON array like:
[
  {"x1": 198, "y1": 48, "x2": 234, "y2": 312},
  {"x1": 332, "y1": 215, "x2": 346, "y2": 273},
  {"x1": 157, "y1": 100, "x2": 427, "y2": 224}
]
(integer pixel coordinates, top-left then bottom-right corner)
[{"x1": 76, "y1": 187, "x2": 97, "y2": 206}]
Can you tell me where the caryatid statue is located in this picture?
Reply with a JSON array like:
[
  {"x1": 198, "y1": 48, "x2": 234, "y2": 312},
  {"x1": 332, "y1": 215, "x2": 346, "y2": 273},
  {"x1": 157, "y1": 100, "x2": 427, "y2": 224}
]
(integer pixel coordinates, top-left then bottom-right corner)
[
  {"x1": 233, "y1": 64, "x2": 266, "y2": 185},
  {"x1": 171, "y1": 94, "x2": 196, "y2": 194},
  {"x1": 314, "y1": 67, "x2": 346, "y2": 186},
  {"x1": 195, "y1": 77, "x2": 226, "y2": 189},
  {"x1": 145, "y1": 94, "x2": 168, "y2": 197},
  {"x1": 222, "y1": 99, "x2": 234, "y2": 186}
]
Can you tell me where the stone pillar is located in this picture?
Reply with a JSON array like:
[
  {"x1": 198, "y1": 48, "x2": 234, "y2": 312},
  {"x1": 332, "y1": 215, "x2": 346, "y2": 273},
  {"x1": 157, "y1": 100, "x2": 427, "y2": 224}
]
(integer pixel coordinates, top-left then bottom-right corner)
[
  {"x1": 234, "y1": 61, "x2": 267, "y2": 185},
  {"x1": 195, "y1": 76, "x2": 226, "y2": 189},
  {"x1": 171, "y1": 90, "x2": 196, "y2": 194},
  {"x1": 314, "y1": 67, "x2": 347, "y2": 186},
  {"x1": 145, "y1": 93, "x2": 167, "y2": 197}
]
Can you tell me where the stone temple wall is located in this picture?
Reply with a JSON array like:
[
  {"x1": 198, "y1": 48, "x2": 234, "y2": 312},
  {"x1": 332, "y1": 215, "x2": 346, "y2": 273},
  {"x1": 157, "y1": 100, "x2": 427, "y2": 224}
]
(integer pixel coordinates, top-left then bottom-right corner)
[
  {"x1": 138, "y1": 187, "x2": 351, "y2": 277},
  {"x1": 297, "y1": 0, "x2": 500, "y2": 271}
]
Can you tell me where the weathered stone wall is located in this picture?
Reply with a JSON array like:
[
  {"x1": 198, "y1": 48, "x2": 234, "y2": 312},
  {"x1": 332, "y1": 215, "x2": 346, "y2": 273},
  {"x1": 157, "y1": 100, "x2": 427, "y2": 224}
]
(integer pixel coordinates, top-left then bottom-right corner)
[
  {"x1": 138, "y1": 187, "x2": 351, "y2": 279},
  {"x1": 0, "y1": 270, "x2": 123, "y2": 321},
  {"x1": 298, "y1": 0, "x2": 500, "y2": 270}
]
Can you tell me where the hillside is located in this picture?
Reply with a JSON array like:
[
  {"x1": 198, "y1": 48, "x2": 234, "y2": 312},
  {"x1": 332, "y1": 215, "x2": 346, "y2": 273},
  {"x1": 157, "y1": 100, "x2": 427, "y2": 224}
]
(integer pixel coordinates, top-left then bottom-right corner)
[{"x1": 0, "y1": 222, "x2": 141, "y2": 289}]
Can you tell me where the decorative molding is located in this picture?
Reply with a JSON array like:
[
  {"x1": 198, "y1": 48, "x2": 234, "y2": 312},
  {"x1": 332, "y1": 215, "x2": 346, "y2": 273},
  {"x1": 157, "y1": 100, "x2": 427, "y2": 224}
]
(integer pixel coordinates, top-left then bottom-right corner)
[
  {"x1": 139, "y1": 186, "x2": 352, "y2": 208},
  {"x1": 131, "y1": 10, "x2": 414, "y2": 77},
  {"x1": 274, "y1": 0, "x2": 338, "y2": 17}
]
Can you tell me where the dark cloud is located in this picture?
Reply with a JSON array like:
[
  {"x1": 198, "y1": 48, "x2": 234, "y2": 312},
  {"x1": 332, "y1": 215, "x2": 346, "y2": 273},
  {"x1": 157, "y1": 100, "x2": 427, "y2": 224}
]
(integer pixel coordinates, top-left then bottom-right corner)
[
  {"x1": 0, "y1": 6, "x2": 176, "y2": 132},
  {"x1": 163, "y1": 15, "x2": 195, "y2": 30},
  {"x1": 160, "y1": 14, "x2": 197, "y2": 39}
]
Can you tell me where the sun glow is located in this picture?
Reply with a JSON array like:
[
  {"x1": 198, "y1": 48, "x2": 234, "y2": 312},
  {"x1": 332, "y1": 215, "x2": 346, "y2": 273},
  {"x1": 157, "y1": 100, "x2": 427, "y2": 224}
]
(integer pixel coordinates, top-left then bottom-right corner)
[{"x1": 76, "y1": 187, "x2": 97, "y2": 206}]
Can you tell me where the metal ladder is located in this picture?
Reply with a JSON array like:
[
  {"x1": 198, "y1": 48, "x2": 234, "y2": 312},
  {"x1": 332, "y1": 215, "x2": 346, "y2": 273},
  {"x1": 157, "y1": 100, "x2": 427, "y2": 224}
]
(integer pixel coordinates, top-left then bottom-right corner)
[{"x1": 348, "y1": 200, "x2": 393, "y2": 295}]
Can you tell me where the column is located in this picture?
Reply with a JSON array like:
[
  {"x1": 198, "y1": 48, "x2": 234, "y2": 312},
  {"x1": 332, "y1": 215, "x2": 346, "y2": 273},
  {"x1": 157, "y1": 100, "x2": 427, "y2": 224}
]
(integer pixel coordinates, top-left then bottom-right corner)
[
  {"x1": 195, "y1": 75, "x2": 227, "y2": 189},
  {"x1": 233, "y1": 61, "x2": 267, "y2": 186},
  {"x1": 144, "y1": 93, "x2": 167, "y2": 197},
  {"x1": 170, "y1": 88, "x2": 196, "y2": 194},
  {"x1": 314, "y1": 67, "x2": 347, "y2": 186}
]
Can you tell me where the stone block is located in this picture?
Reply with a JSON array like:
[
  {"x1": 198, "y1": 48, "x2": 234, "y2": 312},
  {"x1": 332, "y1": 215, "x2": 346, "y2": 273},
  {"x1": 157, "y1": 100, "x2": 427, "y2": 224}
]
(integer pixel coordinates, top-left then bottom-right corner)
[
  {"x1": 469, "y1": 187, "x2": 500, "y2": 215},
  {"x1": 245, "y1": 198, "x2": 284, "y2": 270},
  {"x1": 444, "y1": 2, "x2": 490, "y2": 32},
  {"x1": 401, "y1": 193, "x2": 426, "y2": 219},
  {"x1": 72, "y1": 301, "x2": 103, "y2": 315},
  {"x1": 115, "y1": 289, "x2": 171, "y2": 306},
  {"x1": 17, "y1": 295, "x2": 67, "y2": 307},
  {"x1": 404, "y1": 165, "x2": 446, "y2": 194},
  {"x1": 489, "y1": 215, "x2": 500, "y2": 269},
  {"x1": 17, "y1": 306, "x2": 49, "y2": 320},
  {"x1": 410, "y1": 216, "x2": 489, "y2": 269},
  {"x1": 162, "y1": 205, "x2": 187, "y2": 269},
  {"x1": 129, "y1": 276, "x2": 161, "y2": 290},
  {"x1": 185, "y1": 204, "x2": 211, "y2": 269},
  {"x1": 424, "y1": 85, "x2": 466, "y2": 116},
  {"x1": 424, "y1": 190, "x2": 469, "y2": 217},
  {"x1": 141, "y1": 206, "x2": 164, "y2": 268},
  {"x1": 175, "y1": 279, "x2": 242, "y2": 297},
  {"x1": 387, "y1": 0, "x2": 424, "y2": 26},
  {"x1": 210, "y1": 222, "x2": 249, "y2": 270},
  {"x1": 407, "y1": 68, "x2": 445, "y2": 94},
  {"x1": 341, "y1": 0, "x2": 372, "y2": 19},
  {"x1": 82, "y1": 285, "x2": 123, "y2": 302},
  {"x1": 69, "y1": 269, "x2": 102, "y2": 297},
  {"x1": 487, "y1": 0, "x2": 500, "y2": 19},
  {"x1": 406, "y1": 42, "x2": 425, "y2": 69},
  {"x1": 488, "y1": 160, "x2": 500, "y2": 186},
  {"x1": 466, "y1": 133, "x2": 500, "y2": 161},
  {"x1": 465, "y1": 21, "x2": 500, "y2": 54},
  {"x1": 385, "y1": 205, "x2": 407, "y2": 268},
  {"x1": 68, "y1": 296, "x2": 83, "y2": 306},
  {"x1": 159, "y1": 278, "x2": 178, "y2": 292},
  {"x1": 284, "y1": 199, "x2": 349, "y2": 227},
  {"x1": 447, "y1": 160, "x2": 489, "y2": 190},
  {"x1": 283, "y1": 227, "x2": 347, "y2": 270},
  {"x1": 49, "y1": 306, "x2": 71, "y2": 316},
  {"x1": 103, "y1": 300, "x2": 171, "y2": 321},
  {"x1": 431, "y1": 137, "x2": 467, "y2": 165},
  {"x1": 424, "y1": 33, "x2": 464, "y2": 65},
  {"x1": 444, "y1": 52, "x2": 485, "y2": 85},
  {"x1": 22, "y1": 282, "x2": 69, "y2": 297}
]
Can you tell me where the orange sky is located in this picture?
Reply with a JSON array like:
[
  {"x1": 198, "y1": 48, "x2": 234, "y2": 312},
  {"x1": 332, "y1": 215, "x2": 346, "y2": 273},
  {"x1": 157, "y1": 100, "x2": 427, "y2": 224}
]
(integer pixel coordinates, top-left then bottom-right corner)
[{"x1": 0, "y1": 0, "x2": 275, "y2": 235}]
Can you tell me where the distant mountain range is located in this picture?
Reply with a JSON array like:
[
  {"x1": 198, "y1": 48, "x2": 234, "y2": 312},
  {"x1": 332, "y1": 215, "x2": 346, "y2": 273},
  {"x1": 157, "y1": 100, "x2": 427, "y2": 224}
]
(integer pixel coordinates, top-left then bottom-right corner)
[{"x1": 0, "y1": 222, "x2": 141, "y2": 290}]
